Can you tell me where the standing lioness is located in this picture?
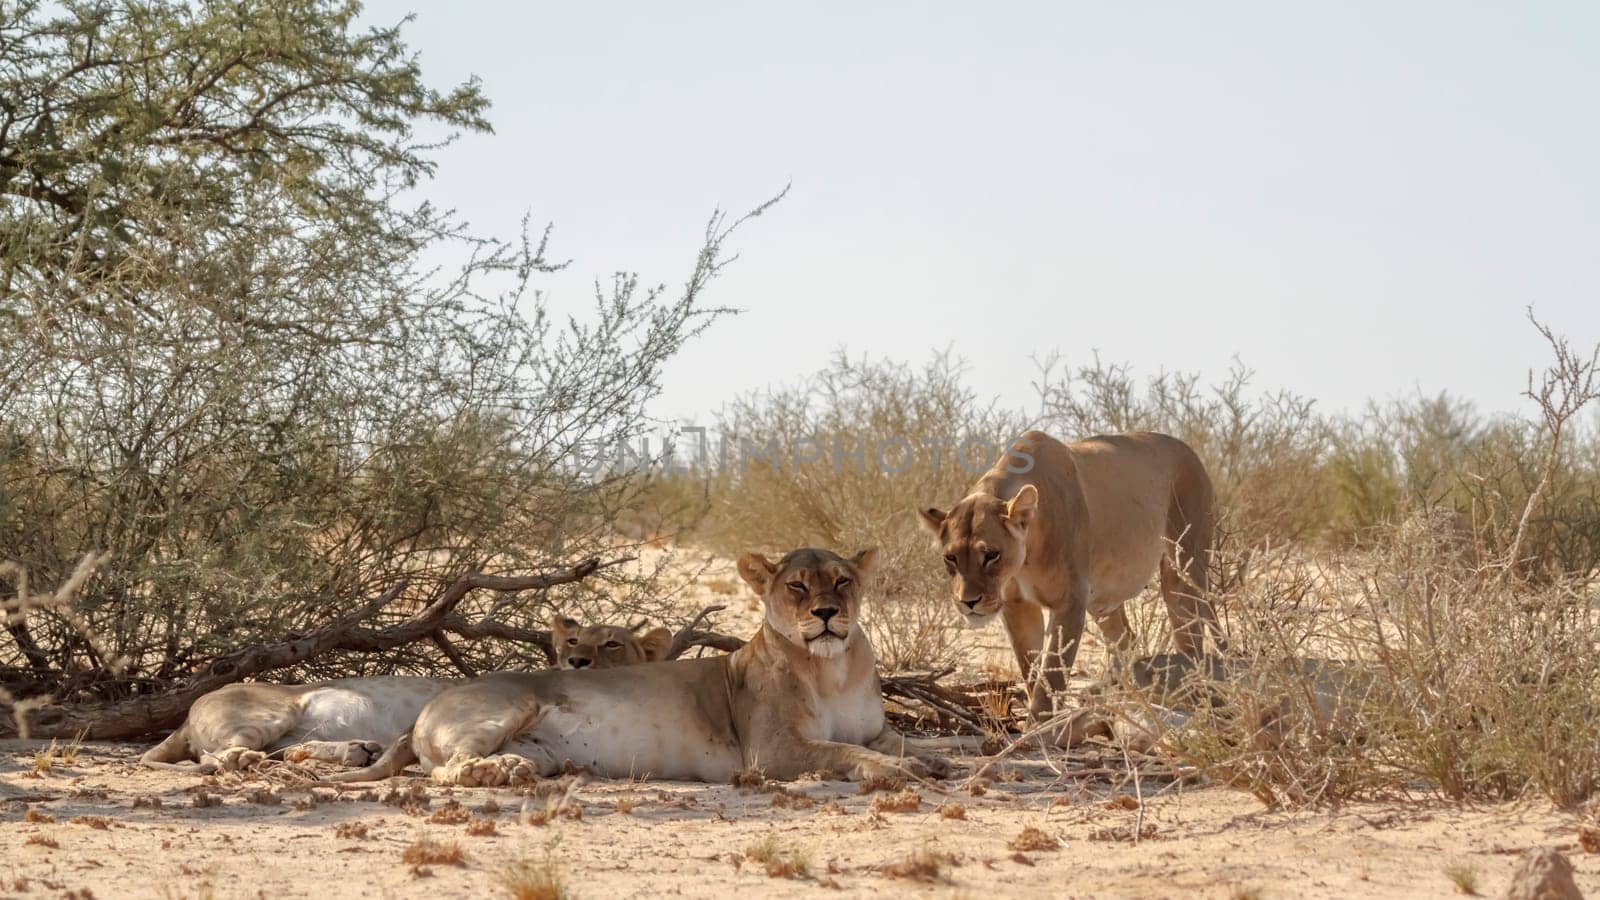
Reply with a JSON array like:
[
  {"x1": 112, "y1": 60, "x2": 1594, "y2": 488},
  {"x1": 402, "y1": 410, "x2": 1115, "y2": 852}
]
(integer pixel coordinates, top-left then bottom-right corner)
[
  {"x1": 920, "y1": 431, "x2": 1224, "y2": 719},
  {"x1": 337, "y1": 547, "x2": 948, "y2": 786}
]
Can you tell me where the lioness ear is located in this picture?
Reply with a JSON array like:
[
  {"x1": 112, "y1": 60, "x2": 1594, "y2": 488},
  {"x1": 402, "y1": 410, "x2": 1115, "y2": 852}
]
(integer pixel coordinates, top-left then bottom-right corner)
[
  {"x1": 549, "y1": 613, "x2": 577, "y2": 642},
  {"x1": 850, "y1": 547, "x2": 880, "y2": 576},
  {"x1": 638, "y1": 626, "x2": 673, "y2": 662},
  {"x1": 1004, "y1": 484, "x2": 1038, "y2": 531},
  {"x1": 736, "y1": 553, "x2": 778, "y2": 595},
  {"x1": 917, "y1": 506, "x2": 947, "y2": 534}
]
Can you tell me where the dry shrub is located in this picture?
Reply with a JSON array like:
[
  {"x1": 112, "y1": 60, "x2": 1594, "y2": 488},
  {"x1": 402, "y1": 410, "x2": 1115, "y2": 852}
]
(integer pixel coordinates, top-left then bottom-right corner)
[
  {"x1": 69, "y1": 815, "x2": 111, "y2": 830},
  {"x1": 25, "y1": 834, "x2": 59, "y2": 848},
  {"x1": 1149, "y1": 511, "x2": 1600, "y2": 808},
  {"x1": 24, "y1": 808, "x2": 54, "y2": 823},
  {"x1": 1007, "y1": 826, "x2": 1059, "y2": 852},
  {"x1": 466, "y1": 817, "x2": 498, "y2": 836},
  {"x1": 401, "y1": 837, "x2": 465, "y2": 867},
  {"x1": 1578, "y1": 822, "x2": 1599, "y2": 854},
  {"x1": 334, "y1": 822, "x2": 369, "y2": 840},
  {"x1": 937, "y1": 802, "x2": 966, "y2": 820}
]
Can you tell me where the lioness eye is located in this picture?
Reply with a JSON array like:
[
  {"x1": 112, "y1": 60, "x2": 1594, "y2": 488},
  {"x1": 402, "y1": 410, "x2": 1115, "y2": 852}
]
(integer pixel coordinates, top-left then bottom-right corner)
[
  {"x1": 943, "y1": 554, "x2": 957, "y2": 565},
  {"x1": 786, "y1": 581, "x2": 806, "y2": 595},
  {"x1": 566, "y1": 637, "x2": 578, "y2": 645},
  {"x1": 834, "y1": 576, "x2": 851, "y2": 589},
  {"x1": 983, "y1": 549, "x2": 1000, "y2": 564},
  {"x1": 604, "y1": 640, "x2": 622, "y2": 649}
]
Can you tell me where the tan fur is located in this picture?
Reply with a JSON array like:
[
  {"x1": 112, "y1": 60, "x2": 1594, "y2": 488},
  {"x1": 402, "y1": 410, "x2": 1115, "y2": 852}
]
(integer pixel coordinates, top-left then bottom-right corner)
[
  {"x1": 550, "y1": 614, "x2": 671, "y2": 669},
  {"x1": 142, "y1": 616, "x2": 663, "y2": 774},
  {"x1": 919, "y1": 430, "x2": 1225, "y2": 720},
  {"x1": 332, "y1": 548, "x2": 949, "y2": 787}
]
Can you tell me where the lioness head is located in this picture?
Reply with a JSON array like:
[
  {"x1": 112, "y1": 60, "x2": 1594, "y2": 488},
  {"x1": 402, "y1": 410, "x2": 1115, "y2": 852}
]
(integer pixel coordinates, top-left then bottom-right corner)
[
  {"x1": 917, "y1": 484, "x2": 1036, "y2": 625},
  {"x1": 736, "y1": 547, "x2": 879, "y2": 659},
  {"x1": 549, "y1": 614, "x2": 672, "y2": 669}
]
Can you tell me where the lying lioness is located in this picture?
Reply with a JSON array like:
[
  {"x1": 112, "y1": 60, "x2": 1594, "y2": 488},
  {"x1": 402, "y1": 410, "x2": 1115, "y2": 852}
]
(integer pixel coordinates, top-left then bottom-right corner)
[
  {"x1": 551, "y1": 613, "x2": 670, "y2": 670},
  {"x1": 140, "y1": 615, "x2": 667, "y2": 773},
  {"x1": 336, "y1": 547, "x2": 950, "y2": 787}
]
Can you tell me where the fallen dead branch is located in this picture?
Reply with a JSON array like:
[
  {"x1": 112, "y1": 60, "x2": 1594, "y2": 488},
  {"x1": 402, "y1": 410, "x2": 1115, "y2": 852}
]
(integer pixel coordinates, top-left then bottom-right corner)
[{"x1": 2, "y1": 556, "x2": 628, "y2": 740}]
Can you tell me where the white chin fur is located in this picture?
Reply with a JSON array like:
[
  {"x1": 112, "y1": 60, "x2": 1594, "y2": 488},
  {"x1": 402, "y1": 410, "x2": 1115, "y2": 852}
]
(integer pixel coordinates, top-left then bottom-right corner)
[
  {"x1": 806, "y1": 635, "x2": 847, "y2": 658},
  {"x1": 961, "y1": 610, "x2": 1000, "y2": 629}
]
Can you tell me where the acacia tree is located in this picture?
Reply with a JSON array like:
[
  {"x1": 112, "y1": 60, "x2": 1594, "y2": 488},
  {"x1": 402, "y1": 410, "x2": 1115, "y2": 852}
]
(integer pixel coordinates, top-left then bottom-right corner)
[{"x1": 0, "y1": 0, "x2": 767, "y2": 735}]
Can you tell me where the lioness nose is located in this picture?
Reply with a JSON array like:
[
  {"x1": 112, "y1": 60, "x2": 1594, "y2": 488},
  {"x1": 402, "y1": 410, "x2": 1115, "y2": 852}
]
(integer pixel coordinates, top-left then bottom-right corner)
[
  {"x1": 568, "y1": 657, "x2": 592, "y2": 669},
  {"x1": 961, "y1": 597, "x2": 983, "y2": 611},
  {"x1": 813, "y1": 606, "x2": 838, "y2": 624}
]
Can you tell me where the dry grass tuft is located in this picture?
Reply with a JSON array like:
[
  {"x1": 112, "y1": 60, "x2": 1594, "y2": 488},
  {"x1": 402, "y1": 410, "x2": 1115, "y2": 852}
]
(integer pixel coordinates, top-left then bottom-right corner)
[
  {"x1": 1580, "y1": 822, "x2": 1600, "y2": 854},
  {"x1": 429, "y1": 802, "x2": 471, "y2": 825},
  {"x1": 744, "y1": 835, "x2": 811, "y2": 879},
  {"x1": 496, "y1": 853, "x2": 571, "y2": 900},
  {"x1": 334, "y1": 822, "x2": 369, "y2": 840},
  {"x1": 69, "y1": 815, "x2": 112, "y2": 830},
  {"x1": 24, "y1": 808, "x2": 55, "y2": 823},
  {"x1": 31, "y1": 740, "x2": 56, "y2": 774},
  {"x1": 880, "y1": 847, "x2": 955, "y2": 883},
  {"x1": 730, "y1": 765, "x2": 767, "y2": 791},
  {"x1": 191, "y1": 790, "x2": 221, "y2": 809},
  {"x1": 25, "y1": 834, "x2": 59, "y2": 848},
  {"x1": 466, "y1": 817, "x2": 498, "y2": 836},
  {"x1": 870, "y1": 789, "x2": 921, "y2": 814},
  {"x1": 937, "y1": 802, "x2": 967, "y2": 820},
  {"x1": 401, "y1": 837, "x2": 465, "y2": 867},
  {"x1": 1443, "y1": 862, "x2": 1479, "y2": 895},
  {"x1": 1007, "y1": 826, "x2": 1060, "y2": 852}
]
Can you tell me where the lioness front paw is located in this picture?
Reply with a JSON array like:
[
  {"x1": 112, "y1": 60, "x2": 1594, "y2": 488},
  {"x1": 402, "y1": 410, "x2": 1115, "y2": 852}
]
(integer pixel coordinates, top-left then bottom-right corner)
[
  {"x1": 852, "y1": 758, "x2": 911, "y2": 784},
  {"x1": 339, "y1": 740, "x2": 382, "y2": 767},
  {"x1": 213, "y1": 747, "x2": 267, "y2": 772},
  {"x1": 905, "y1": 754, "x2": 951, "y2": 780}
]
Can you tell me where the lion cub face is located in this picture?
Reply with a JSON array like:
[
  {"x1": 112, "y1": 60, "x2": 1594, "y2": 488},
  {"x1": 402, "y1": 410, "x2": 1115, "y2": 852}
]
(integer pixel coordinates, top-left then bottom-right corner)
[
  {"x1": 736, "y1": 547, "x2": 878, "y2": 659},
  {"x1": 550, "y1": 615, "x2": 672, "y2": 669},
  {"x1": 918, "y1": 484, "x2": 1036, "y2": 626}
]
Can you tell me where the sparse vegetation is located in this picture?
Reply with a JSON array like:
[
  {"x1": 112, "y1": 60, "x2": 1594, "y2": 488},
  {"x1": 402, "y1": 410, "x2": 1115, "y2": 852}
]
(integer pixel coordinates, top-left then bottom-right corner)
[
  {"x1": 401, "y1": 837, "x2": 465, "y2": 867},
  {"x1": 496, "y1": 848, "x2": 571, "y2": 900},
  {"x1": 1443, "y1": 862, "x2": 1480, "y2": 895},
  {"x1": 1007, "y1": 826, "x2": 1060, "y2": 852},
  {"x1": 870, "y1": 789, "x2": 921, "y2": 814},
  {"x1": 744, "y1": 835, "x2": 811, "y2": 879},
  {"x1": 879, "y1": 846, "x2": 955, "y2": 883}
]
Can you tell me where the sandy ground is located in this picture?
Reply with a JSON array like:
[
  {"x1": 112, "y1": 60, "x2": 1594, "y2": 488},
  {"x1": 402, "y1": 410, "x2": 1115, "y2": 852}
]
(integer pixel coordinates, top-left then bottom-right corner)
[{"x1": 3, "y1": 740, "x2": 1596, "y2": 899}]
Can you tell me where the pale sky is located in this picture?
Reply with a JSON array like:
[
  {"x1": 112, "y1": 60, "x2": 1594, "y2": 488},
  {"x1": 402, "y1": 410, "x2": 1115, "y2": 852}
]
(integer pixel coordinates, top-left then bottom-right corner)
[{"x1": 363, "y1": 0, "x2": 1599, "y2": 423}]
